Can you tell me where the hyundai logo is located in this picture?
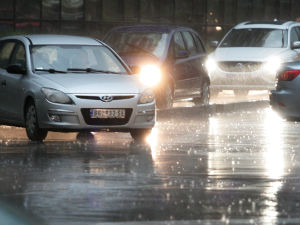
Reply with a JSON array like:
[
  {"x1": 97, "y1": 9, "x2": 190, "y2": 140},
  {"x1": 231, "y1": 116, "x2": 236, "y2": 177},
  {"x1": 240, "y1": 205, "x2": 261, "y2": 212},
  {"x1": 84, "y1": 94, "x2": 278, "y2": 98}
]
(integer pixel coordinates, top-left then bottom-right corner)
[
  {"x1": 100, "y1": 96, "x2": 113, "y2": 102},
  {"x1": 235, "y1": 63, "x2": 245, "y2": 72}
]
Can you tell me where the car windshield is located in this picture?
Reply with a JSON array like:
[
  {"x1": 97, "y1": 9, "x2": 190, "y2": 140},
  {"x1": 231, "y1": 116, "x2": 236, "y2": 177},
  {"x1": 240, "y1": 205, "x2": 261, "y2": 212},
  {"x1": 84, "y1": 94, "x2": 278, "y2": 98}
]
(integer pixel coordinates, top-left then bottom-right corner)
[
  {"x1": 220, "y1": 28, "x2": 288, "y2": 48},
  {"x1": 31, "y1": 45, "x2": 128, "y2": 74},
  {"x1": 105, "y1": 31, "x2": 168, "y2": 58}
]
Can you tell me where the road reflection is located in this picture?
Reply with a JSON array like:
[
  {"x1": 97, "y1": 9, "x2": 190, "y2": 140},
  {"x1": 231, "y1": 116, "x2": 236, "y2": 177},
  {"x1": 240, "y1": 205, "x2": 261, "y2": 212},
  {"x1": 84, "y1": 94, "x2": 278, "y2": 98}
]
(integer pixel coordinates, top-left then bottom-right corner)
[{"x1": 0, "y1": 105, "x2": 299, "y2": 224}]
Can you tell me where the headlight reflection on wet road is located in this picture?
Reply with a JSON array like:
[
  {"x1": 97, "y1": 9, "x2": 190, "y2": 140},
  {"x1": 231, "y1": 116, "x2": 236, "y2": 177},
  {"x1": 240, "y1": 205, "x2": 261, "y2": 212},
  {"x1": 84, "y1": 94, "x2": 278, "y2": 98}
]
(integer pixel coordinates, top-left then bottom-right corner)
[{"x1": 262, "y1": 108, "x2": 285, "y2": 224}]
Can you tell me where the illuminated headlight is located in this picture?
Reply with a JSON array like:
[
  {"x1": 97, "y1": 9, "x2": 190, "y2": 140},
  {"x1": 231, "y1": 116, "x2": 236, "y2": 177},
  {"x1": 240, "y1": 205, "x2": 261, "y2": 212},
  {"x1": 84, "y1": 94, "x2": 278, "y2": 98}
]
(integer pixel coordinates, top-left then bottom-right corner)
[
  {"x1": 263, "y1": 56, "x2": 281, "y2": 73},
  {"x1": 139, "y1": 65, "x2": 162, "y2": 87},
  {"x1": 205, "y1": 58, "x2": 217, "y2": 73},
  {"x1": 138, "y1": 89, "x2": 155, "y2": 104},
  {"x1": 41, "y1": 88, "x2": 73, "y2": 104}
]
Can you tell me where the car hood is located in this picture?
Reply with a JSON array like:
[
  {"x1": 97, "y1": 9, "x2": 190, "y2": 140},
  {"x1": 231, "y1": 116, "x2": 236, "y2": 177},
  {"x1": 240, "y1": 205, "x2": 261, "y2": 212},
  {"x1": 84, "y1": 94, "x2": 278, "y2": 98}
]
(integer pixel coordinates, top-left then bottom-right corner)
[
  {"x1": 212, "y1": 47, "x2": 289, "y2": 62},
  {"x1": 40, "y1": 73, "x2": 142, "y2": 94}
]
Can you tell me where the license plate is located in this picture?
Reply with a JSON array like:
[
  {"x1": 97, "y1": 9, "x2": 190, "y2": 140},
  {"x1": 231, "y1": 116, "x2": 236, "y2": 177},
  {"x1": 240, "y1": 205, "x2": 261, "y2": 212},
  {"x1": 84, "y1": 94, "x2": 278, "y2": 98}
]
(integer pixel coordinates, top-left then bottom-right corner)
[{"x1": 89, "y1": 109, "x2": 125, "y2": 119}]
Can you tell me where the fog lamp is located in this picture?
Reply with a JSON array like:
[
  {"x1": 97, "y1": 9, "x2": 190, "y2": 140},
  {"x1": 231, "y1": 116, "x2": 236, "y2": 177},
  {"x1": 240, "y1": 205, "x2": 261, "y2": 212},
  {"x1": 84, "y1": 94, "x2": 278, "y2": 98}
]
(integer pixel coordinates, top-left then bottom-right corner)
[
  {"x1": 49, "y1": 114, "x2": 61, "y2": 122},
  {"x1": 147, "y1": 114, "x2": 155, "y2": 121}
]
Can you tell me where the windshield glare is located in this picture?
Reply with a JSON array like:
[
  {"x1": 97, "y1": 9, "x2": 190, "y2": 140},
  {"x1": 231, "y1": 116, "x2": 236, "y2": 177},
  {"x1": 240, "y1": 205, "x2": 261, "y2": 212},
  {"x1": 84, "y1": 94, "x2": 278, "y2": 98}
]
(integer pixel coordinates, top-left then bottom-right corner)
[
  {"x1": 31, "y1": 45, "x2": 128, "y2": 74},
  {"x1": 220, "y1": 28, "x2": 288, "y2": 48},
  {"x1": 105, "y1": 31, "x2": 168, "y2": 58}
]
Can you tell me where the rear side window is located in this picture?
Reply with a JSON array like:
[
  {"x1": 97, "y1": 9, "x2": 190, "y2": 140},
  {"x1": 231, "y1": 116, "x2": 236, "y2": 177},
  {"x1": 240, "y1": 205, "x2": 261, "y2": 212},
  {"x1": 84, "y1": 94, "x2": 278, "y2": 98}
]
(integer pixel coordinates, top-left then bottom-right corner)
[
  {"x1": 290, "y1": 27, "x2": 300, "y2": 44},
  {"x1": 10, "y1": 44, "x2": 26, "y2": 69},
  {"x1": 192, "y1": 32, "x2": 206, "y2": 54},
  {"x1": 173, "y1": 32, "x2": 186, "y2": 56},
  {"x1": 0, "y1": 41, "x2": 16, "y2": 69},
  {"x1": 182, "y1": 31, "x2": 197, "y2": 56}
]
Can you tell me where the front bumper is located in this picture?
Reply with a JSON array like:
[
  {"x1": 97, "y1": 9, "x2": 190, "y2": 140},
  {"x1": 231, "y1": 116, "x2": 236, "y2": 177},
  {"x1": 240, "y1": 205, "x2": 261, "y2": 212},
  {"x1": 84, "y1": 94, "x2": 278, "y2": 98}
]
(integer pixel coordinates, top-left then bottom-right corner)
[
  {"x1": 36, "y1": 94, "x2": 155, "y2": 131},
  {"x1": 210, "y1": 68, "x2": 276, "y2": 91}
]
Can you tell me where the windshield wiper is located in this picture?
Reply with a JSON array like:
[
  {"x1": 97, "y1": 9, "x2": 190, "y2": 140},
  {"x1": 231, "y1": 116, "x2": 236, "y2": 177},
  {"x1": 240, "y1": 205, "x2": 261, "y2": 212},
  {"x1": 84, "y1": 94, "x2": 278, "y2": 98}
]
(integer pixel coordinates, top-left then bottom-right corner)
[
  {"x1": 35, "y1": 68, "x2": 67, "y2": 73},
  {"x1": 67, "y1": 68, "x2": 121, "y2": 74}
]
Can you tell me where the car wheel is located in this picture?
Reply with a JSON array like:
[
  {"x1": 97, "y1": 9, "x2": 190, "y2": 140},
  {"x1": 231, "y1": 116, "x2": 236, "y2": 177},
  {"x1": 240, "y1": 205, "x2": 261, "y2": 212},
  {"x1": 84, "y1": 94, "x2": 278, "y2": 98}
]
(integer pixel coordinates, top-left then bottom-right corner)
[
  {"x1": 130, "y1": 129, "x2": 152, "y2": 142},
  {"x1": 157, "y1": 84, "x2": 173, "y2": 109},
  {"x1": 194, "y1": 81, "x2": 210, "y2": 105},
  {"x1": 234, "y1": 90, "x2": 249, "y2": 96},
  {"x1": 25, "y1": 102, "x2": 48, "y2": 141}
]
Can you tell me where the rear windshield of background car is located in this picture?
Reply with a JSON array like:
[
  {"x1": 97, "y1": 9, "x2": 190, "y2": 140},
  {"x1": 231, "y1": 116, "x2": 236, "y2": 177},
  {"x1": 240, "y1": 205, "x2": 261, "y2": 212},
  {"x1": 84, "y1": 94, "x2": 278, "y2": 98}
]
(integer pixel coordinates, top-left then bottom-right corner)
[{"x1": 220, "y1": 28, "x2": 288, "y2": 48}]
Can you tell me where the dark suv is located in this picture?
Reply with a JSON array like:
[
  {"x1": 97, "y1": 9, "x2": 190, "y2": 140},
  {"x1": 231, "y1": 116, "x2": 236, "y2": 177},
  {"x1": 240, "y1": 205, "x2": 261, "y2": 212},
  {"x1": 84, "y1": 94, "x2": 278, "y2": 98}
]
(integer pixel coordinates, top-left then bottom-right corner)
[{"x1": 103, "y1": 25, "x2": 210, "y2": 109}]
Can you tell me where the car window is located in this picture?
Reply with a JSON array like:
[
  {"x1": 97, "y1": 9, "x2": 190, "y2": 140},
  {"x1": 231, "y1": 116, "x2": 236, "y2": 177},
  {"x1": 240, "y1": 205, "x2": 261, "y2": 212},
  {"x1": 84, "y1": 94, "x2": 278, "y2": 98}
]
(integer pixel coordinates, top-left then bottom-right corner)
[
  {"x1": 0, "y1": 41, "x2": 16, "y2": 69},
  {"x1": 192, "y1": 32, "x2": 205, "y2": 54},
  {"x1": 220, "y1": 28, "x2": 288, "y2": 48},
  {"x1": 182, "y1": 31, "x2": 197, "y2": 56},
  {"x1": 290, "y1": 27, "x2": 300, "y2": 44},
  {"x1": 10, "y1": 43, "x2": 26, "y2": 69},
  {"x1": 31, "y1": 45, "x2": 128, "y2": 74},
  {"x1": 173, "y1": 32, "x2": 186, "y2": 57}
]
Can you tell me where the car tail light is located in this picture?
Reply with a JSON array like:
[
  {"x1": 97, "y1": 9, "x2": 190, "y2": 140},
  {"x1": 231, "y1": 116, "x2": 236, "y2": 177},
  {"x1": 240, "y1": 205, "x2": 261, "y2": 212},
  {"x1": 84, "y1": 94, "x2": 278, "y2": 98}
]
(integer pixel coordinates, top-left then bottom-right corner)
[{"x1": 278, "y1": 70, "x2": 300, "y2": 81}]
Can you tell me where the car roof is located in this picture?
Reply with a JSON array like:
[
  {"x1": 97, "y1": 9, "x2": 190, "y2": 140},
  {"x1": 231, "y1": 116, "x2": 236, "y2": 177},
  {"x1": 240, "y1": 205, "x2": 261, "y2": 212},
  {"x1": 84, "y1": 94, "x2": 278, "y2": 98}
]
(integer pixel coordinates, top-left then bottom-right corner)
[
  {"x1": 106, "y1": 25, "x2": 193, "y2": 33},
  {"x1": 1, "y1": 34, "x2": 101, "y2": 46},
  {"x1": 234, "y1": 21, "x2": 299, "y2": 29}
]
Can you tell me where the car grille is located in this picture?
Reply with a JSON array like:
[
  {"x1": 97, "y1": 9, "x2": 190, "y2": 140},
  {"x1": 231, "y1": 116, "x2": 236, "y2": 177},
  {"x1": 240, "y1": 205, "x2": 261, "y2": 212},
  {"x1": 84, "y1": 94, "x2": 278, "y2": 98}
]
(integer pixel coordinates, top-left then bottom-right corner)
[
  {"x1": 76, "y1": 95, "x2": 135, "y2": 101},
  {"x1": 218, "y1": 61, "x2": 262, "y2": 72},
  {"x1": 81, "y1": 108, "x2": 132, "y2": 125}
]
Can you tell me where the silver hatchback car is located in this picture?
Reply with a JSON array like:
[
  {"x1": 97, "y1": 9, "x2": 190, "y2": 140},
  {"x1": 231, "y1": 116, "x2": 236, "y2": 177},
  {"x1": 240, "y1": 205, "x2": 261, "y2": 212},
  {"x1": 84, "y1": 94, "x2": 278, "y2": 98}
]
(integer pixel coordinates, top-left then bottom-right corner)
[{"x1": 0, "y1": 35, "x2": 155, "y2": 141}]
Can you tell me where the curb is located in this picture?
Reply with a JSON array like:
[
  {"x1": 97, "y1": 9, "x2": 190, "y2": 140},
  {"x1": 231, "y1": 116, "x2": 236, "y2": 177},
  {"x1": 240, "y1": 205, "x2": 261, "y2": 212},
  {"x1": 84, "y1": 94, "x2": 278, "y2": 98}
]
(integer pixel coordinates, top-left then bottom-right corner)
[{"x1": 157, "y1": 100, "x2": 270, "y2": 119}]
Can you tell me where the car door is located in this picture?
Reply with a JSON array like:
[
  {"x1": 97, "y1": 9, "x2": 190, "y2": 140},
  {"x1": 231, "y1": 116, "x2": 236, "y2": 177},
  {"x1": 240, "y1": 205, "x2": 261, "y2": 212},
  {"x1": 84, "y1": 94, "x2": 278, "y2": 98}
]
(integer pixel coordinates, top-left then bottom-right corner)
[
  {"x1": 181, "y1": 31, "x2": 207, "y2": 97},
  {"x1": 0, "y1": 41, "x2": 26, "y2": 122},
  {"x1": 167, "y1": 31, "x2": 191, "y2": 99},
  {"x1": 0, "y1": 40, "x2": 17, "y2": 122}
]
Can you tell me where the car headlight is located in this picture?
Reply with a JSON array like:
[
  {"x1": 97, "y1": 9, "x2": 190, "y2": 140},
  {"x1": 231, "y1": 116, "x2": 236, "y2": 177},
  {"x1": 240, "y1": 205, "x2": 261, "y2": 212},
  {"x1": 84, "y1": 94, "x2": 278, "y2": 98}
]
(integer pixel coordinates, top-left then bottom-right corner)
[
  {"x1": 138, "y1": 89, "x2": 155, "y2": 104},
  {"x1": 263, "y1": 56, "x2": 281, "y2": 73},
  {"x1": 205, "y1": 58, "x2": 217, "y2": 73},
  {"x1": 139, "y1": 65, "x2": 162, "y2": 87},
  {"x1": 41, "y1": 88, "x2": 73, "y2": 104}
]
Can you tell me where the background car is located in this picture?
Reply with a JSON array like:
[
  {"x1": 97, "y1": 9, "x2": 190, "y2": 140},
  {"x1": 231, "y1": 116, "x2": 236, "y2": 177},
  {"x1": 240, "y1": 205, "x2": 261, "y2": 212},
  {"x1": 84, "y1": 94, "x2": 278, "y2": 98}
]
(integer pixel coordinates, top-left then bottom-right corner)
[
  {"x1": 270, "y1": 61, "x2": 300, "y2": 120},
  {"x1": 103, "y1": 25, "x2": 210, "y2": 109},
  {"x1": 206, "y1": 20, "x2": 300, "y2": 96},
  {"x1": 0, "y1": 35, "x2": 155, "y2": 141}
]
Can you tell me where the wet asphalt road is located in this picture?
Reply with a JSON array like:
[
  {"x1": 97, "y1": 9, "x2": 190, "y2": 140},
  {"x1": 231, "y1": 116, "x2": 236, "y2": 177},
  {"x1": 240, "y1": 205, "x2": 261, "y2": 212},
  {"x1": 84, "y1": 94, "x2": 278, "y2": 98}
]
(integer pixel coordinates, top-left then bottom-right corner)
[{"x1": 0, "y1": 102, "x2": 300, "y2": 225}]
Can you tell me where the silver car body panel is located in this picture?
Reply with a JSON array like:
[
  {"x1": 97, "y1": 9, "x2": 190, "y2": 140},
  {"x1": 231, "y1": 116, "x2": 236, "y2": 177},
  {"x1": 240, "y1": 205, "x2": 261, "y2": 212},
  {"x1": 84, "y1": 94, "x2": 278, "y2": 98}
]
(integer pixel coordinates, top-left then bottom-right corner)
[{"x1": 270, "y1": 62, "x2": 300, "y2": 119}]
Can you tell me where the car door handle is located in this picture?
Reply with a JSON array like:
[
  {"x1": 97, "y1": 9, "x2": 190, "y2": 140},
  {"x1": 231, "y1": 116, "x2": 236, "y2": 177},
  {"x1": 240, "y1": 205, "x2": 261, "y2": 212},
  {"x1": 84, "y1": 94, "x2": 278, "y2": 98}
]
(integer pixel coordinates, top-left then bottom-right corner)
[{"x1": 1, "y1": 80, "x2": 6, "y2": 87}]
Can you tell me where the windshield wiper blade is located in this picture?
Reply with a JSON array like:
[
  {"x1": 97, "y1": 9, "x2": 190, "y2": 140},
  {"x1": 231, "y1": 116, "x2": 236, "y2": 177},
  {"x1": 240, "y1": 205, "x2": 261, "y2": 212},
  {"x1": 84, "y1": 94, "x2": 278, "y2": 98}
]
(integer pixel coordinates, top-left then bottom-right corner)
[
  {"x1": 35, "y1": 68, "x2": 67, "y2": 73},
  {"x1": 67, "y1": 68, "x2": 121, "y2": 74}
]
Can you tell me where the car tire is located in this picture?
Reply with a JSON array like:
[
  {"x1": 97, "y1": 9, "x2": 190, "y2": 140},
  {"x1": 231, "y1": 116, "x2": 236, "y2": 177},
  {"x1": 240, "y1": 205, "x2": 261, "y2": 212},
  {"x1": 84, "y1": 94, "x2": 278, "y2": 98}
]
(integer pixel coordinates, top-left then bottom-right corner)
[
  {"x1": 234, "y1": 90, "x2": 249, "y2": 96},
  {"x1": 25, "y1": 102, "x2": 48, "y2": 141},
  {"x1": 194, "y1": 81, "x2": 210, "y2": 105},
  {"x1": 157, "y1": 84, "x2": 173, "y2": 109},
  {"x1": 130, "y1": 129, "x2": 152, "y2": 142}
]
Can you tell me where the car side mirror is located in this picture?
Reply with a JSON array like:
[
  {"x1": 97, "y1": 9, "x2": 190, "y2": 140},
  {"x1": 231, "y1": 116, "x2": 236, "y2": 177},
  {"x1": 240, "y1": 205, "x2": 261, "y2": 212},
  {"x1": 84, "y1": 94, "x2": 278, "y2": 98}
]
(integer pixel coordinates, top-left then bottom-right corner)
[
  {"x1": 6, "y1": 64, "x2": 26, "y2": 75},
  {"x1": 210, "y1": 41, "x2": 219, "y2": 48},
  {"x1": 292, "y1": 41, "x2": 300, "y2": 49},
  {"x1": 130, "y1": 65, "x2": 141, "y2": 74},
  {"x1": 176, "y1": 50, "x2": 189, "y2": 59}
]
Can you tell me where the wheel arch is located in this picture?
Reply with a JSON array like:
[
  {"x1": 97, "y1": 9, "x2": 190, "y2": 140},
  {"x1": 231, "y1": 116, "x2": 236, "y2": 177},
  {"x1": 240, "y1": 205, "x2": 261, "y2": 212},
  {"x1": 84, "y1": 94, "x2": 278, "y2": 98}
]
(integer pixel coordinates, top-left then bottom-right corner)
[{"x1": 23, "y1": 95, "x2": 36, "y2": 121}]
